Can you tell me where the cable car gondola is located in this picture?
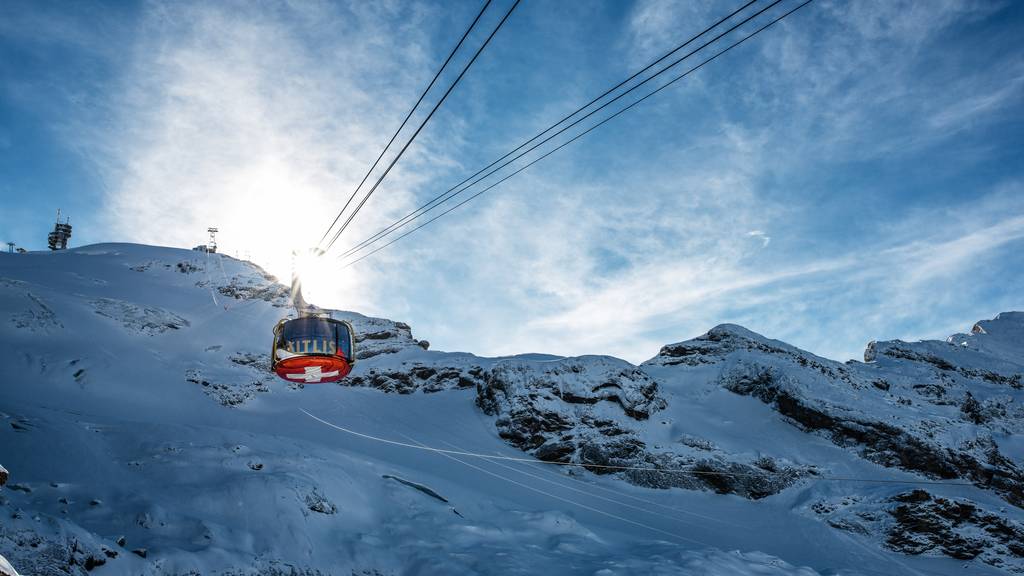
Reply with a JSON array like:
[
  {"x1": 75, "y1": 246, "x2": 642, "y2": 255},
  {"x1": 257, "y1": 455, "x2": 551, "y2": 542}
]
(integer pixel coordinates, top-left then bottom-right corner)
[
  {"x1": 271, "y1": 315, "x2": 356, "y2": 384},
  {"x1": 270, "y1": 254, "x2": 356, "y2": 384}
]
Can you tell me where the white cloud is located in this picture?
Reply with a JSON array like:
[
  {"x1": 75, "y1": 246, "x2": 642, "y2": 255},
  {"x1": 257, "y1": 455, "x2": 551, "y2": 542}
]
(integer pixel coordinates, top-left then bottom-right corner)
[
  {"x1": 61, "y1": 0, "x2": 464, "y2": 297},
  {"x1": 20, "y1": 0, "x2": 1022, "y2": 367},
  {"x1": 747, "y1": 230, "x2": 770, "y2": 247},
  {"x1": 518, "y1": 190, "x2": 1024, "y2": 363}
]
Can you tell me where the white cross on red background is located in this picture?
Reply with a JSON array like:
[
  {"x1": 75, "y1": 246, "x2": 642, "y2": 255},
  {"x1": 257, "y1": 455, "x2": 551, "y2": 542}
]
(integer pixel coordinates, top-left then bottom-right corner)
[{"x1": 286, "y1": 365, "x2": 340, "y2": 383}]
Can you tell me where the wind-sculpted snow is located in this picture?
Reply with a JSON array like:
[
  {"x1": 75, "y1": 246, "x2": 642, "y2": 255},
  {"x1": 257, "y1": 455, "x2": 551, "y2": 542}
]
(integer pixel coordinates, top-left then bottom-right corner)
[
  {"x1": 10, "y1": 293, "x2": 62, "y2": 332},
  {"x1": 92, "y1": 298, "x2": 190, "y2": 335},
  {"x1": 0, "y1": 279, "x2": 63, "y2": 333},
  {"x1": 1, "y1": 245, "x2": 1022, "y2": 575}
]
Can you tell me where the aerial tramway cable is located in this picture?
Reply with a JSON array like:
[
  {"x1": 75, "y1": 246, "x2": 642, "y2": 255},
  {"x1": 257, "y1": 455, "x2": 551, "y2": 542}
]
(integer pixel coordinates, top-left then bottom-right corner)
[
  {"x1": 339, "y1": 0, "x2": 762, "y2": 261},
  {"x1": 315, "y1": 0, "x2": 495, "y2": 251},
  {"x1": 320, "y1": 0, "x2": 523, "y2": 254},
  {"x1": 398, "y1": 430, "x2": 713, "y2": 547},
  {"x1": 439, "y1": 440, "x2": 728, "y2": 527},
  {"x1": 301, "y1": 408, "x2": 977, "y2": 487},
  {"x1": 271, "y1": 0, "x2": 513, "y2": 385},
  {"x1": 340, "y1": 0, "x2": 813, "y2": 267}
]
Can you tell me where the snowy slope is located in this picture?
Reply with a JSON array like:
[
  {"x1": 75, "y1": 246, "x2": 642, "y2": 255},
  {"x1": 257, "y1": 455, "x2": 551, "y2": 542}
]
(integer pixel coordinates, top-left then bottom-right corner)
[{"x1": 0, "y1": 244, "x2": 1021, "y2": 575}]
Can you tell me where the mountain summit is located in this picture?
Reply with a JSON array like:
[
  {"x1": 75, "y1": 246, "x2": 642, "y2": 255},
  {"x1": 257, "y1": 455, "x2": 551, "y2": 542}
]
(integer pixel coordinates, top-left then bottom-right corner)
[{"x1": 1, "y1": 244, "x2": 1021, "y2": 575}]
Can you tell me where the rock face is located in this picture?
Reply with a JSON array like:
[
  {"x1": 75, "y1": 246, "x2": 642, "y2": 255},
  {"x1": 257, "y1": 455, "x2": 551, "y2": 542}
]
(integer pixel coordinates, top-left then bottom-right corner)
[
  {"x1": 807, "y1": 490, "x2": 1024, "y2": 572},
  {"x1": 347, "y1": 361, "x2": 486, "y2": 394},
  {"x1": 644, "y1": 320, "x2": 1024, "y2": 509},
  {"x1": 477, "y1": 355, "x2": 664, "y2": 455},
  {"x1": 474, "y1": 355, "x2": 808, "y2": 499},
  {"x1": 346, "y1": 316, "x2": 420, "y2": 360},
  {"x1": 885, "y1": 490, "x2": 1024, "y2": 563}
]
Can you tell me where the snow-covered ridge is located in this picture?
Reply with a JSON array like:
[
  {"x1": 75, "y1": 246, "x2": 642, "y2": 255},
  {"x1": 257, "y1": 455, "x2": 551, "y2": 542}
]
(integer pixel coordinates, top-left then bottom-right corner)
[
  {"x1": 1, "y1": 244, "x2": 1022, "y2": 575},
  {"x1": 647, "y1": 317, "x2": 1024, "y2": 504}
]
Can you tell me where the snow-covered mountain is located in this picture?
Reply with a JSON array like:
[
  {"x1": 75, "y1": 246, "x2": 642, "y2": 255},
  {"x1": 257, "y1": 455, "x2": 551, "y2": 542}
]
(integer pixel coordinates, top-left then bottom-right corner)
[{"x1": 1, "y1": 243, "x2": 1021, "y2": 575}]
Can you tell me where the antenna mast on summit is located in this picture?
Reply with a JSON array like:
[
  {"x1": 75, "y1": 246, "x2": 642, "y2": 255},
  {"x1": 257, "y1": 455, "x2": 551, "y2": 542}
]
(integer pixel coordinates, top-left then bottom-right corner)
[
  {"x1": 47, "y1": 209, "x2": 72, "y2": 250},
  {"x1": 207, "y1": 227, "x2": 218, "y2": 253}
]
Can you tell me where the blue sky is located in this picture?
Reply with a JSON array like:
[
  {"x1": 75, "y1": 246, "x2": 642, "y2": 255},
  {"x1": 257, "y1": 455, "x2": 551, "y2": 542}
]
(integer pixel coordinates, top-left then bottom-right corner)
[{"x1": 2, "y1": 0, "x2": 1022, "y2": 362}]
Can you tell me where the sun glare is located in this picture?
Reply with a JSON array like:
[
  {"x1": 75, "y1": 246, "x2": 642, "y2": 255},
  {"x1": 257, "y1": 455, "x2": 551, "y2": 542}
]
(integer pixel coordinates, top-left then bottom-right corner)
[{"x1": 198, "y1": 158, "x2": 357, "y2": 310}]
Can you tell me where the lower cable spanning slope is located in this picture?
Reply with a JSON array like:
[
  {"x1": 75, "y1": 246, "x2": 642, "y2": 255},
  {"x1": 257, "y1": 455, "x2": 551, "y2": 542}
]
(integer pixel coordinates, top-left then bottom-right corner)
[{"x1": 474, "y1": 356, "x2": 811, "y2": 499}]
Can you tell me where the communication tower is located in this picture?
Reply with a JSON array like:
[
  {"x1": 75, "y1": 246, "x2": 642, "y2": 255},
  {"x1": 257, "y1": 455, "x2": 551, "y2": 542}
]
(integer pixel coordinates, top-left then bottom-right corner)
[
  {"x1": 48, "y1": 210, "x2": 72, "y2": 250},
  {"x1": 207, "y1": 227, "x2": 219, "y2": 253}
]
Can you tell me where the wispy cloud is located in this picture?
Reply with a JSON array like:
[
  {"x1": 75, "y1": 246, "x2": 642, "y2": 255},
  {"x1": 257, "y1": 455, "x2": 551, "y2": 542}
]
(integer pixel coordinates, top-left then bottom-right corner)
[
  {"x1": 362, "y1": 0, "x2": 1024, "y2": 363},
  {"x1": 9, "y1": 0, "x2": 1021, "y2": 367},
  {"x1": 510, "y1": 188, "x2": 1024, "y2": 362},
  {"x1": 51, "y1": 0, "x2": 472, "y2": 290}
]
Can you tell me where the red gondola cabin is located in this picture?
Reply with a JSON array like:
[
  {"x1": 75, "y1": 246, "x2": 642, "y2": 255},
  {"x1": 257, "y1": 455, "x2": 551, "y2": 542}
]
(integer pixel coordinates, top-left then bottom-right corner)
[{"x1": 271, "y1": 316, "x2": 356, "y2": 383}]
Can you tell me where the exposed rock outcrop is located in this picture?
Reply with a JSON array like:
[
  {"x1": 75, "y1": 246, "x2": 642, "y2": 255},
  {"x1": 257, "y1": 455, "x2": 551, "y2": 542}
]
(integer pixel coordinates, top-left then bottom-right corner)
[
  {"x1": 808, "y1": 490, "x2": 1024, "y2": 572},
  {"x1": 476, "y1": 355, "x2": 807, "y2": 499},
  {"x1": 645, "y1": 318, "x2": 1024, "y2": 509}
]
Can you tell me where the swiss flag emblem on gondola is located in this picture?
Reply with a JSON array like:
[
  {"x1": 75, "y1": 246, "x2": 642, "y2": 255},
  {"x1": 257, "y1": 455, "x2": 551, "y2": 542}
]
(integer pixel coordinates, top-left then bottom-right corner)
[
  {"x1": 274, "y1": 356, "x2": 351, "y2": 384},
  {"x1": 287, "y1": 365, "x2": 339, "y2": 383}
]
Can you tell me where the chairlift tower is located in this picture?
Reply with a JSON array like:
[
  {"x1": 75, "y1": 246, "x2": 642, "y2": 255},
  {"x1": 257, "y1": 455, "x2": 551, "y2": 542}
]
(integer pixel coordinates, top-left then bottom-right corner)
[
  {"x1": 48, "y1": 209, "x2": 72, "y2": 251},
  {"x1": 207, "y1": 227, "x2": 218, "y2": 254}
]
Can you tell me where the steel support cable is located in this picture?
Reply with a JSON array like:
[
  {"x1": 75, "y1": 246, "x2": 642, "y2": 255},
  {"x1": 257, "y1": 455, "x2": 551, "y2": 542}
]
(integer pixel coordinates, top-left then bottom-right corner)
[
  {"x1": 516, "y1": 453, "x2": 744, "y2": 528},
  {"x1": 315, "y1": 0, "x2": 495, "y2": 250},
  {"x1": 415, "y1": 405, "x2": 738, "y2": 527},
  {"x1": 301, "y1": 408, "x2": 977, "y2": 487},
  {"x1": 339, "y1": 0, "x2": 784, "y2": 263},
  {"x1": 440, "y1": 440, "x2": 725, "y2": 527},
  {"x1": 340, "y1": 0, "x2": 782, "y2": 262},
  {"x1": 339, "y1": 0, "x2": 761, "y2": 259},
  {"x1": 341, "y1": 0, "x2": 811, "y2": 267},
  {"x1": 398, "y1": 431, "x2": 712, "y2": 547},
  {"x1": 322, "y1": 0, "x2": 523, "y2": 253}
]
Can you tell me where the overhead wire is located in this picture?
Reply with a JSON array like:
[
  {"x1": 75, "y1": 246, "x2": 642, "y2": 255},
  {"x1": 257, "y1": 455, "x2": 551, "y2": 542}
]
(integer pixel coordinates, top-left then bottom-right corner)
[
  {"x1": 301, "y1": 408, "x2": 977, "y2": 487},
  {"x1": 397, "y1": 431, "x2": 711, "y2": 547},
  {"x1": 456, "y1": 442, "x2": 726, "y2": 527},
  {"x1": 337, "y1": 0, "x2": 761, "y2": 259},
  {"x1": 321, "y1": 0, "x2": 523, "y2": 254},
  {"x1": 415, "y1": 407, "x2": 737, "y2": 524},
  {"x1": 514, "y1": 452, "x2": 741, "y2": 527},
  {"x1": 340, "y1": 0, "x2": 813, "y2": 267},
  {"x1": 315, "y1": 0, "x2": 495, "y2": 250}
]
